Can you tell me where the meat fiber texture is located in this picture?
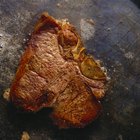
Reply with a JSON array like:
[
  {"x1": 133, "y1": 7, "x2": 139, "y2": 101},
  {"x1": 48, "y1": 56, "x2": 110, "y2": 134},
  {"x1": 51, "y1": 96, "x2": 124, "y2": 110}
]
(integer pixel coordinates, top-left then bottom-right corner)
[{"x1": 10, "y1": 12, "x2": 107, "y2": 128}]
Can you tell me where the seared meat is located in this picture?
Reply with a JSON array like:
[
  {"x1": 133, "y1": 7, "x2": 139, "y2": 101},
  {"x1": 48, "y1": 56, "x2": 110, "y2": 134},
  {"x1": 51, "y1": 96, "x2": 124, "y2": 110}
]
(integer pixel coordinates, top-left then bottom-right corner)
[
  {"x1": 51, "y1": 76, "x2": 102, "y2": 128},
  {"x1": 10, "y1": 13, "x2": 107, "y2": 128}
]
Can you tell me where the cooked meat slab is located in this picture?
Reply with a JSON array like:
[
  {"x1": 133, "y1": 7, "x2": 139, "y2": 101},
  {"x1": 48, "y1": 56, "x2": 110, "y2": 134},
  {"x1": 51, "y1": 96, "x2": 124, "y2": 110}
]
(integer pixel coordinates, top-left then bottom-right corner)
[{"x1": 9, "y1": 13, "x2": 107, "y2": 128}]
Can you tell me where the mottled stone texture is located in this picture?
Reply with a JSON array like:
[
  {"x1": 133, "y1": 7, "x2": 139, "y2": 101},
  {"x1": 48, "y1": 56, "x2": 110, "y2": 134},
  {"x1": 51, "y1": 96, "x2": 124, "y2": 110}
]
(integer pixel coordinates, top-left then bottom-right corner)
[{"x1": 0, "y1": 0, "x2": 140, "y2": 140}]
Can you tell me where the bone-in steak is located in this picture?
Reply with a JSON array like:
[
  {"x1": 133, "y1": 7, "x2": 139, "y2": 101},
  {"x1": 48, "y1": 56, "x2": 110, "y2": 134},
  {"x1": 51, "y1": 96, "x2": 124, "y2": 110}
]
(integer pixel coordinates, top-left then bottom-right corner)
[{"x1": 10, "y1": 13, "x2": 107, "y2": 128}]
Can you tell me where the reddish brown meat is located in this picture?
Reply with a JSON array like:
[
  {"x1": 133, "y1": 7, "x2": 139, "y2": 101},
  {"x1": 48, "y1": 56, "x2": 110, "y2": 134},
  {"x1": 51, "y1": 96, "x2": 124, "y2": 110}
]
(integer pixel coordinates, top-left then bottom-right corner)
[{"x1": 10, "y1": 13, "x2": 107, "y2": 128}]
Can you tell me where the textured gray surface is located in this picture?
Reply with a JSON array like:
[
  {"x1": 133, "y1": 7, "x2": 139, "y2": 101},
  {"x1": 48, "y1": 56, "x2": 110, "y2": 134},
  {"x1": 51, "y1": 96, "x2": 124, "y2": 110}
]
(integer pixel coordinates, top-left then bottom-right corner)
[{"x1": 0, "y1": 0, "x2": 140, "y2": 140}]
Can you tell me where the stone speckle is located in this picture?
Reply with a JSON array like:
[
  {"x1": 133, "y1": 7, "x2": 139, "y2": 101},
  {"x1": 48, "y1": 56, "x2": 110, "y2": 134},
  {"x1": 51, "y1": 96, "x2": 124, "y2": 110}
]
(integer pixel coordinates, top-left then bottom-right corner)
[
  {"x1": 118, "y1": 134, "x2": 123, "y2": 140},
  {"x1": 80, "y1": 18, "x2": 95, "y2": 41},
  {"x1": 124, "y1": 52, "x2": 134, "y2": 59}
]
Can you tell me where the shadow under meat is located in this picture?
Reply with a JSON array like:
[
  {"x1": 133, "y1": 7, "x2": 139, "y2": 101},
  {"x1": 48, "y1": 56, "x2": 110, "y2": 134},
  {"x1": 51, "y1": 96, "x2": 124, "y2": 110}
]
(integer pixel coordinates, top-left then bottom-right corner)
[{"x1": 6, "y1": 102, "x2": 102, "y2": 140}]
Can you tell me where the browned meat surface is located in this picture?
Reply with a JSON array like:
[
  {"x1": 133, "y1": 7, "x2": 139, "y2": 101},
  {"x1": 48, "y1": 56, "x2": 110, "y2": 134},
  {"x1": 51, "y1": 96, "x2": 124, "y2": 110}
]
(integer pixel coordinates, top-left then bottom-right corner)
[
  {"x1": 10, "y1": 12, "x2": 107, "y2": 128},
  {"x1": 51, "y1": 76, "x2": 102, "y2": 128}
]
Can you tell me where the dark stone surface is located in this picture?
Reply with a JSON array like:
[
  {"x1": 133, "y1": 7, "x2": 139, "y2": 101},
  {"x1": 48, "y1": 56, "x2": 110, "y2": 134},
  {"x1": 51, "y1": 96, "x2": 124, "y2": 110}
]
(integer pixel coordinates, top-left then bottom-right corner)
[{"x1": 0, "y1": 0, "x2": 140, "y2": 139}]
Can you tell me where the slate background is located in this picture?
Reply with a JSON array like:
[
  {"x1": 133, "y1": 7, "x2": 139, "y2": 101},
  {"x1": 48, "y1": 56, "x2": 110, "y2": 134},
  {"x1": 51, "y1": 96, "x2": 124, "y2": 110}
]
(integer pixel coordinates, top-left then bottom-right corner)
[{"x1": 0, "y1": 0, "x2": 140, "y2": 140}]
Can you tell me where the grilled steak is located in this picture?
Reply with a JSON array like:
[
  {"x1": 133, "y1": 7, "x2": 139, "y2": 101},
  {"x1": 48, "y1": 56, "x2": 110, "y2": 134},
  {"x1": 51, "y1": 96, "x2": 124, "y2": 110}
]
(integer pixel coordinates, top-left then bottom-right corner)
[{"x1": 9, "y1": 13, "x2": 107, "y2": 128}]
